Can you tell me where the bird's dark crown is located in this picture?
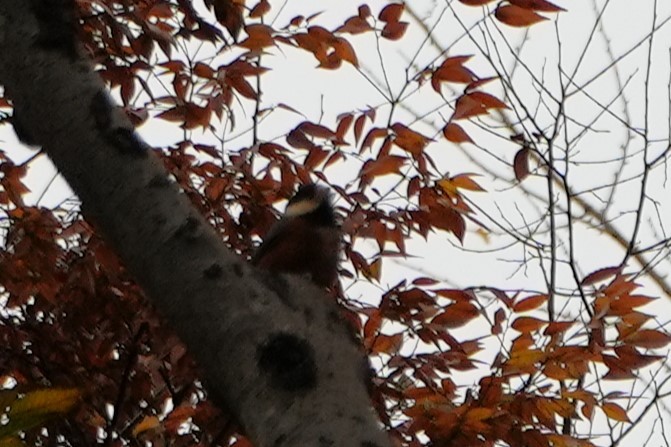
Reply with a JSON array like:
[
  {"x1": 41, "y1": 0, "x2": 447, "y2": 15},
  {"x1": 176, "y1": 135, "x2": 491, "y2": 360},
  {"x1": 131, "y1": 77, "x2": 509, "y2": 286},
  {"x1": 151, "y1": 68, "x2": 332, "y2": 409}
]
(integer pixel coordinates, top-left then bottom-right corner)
[{"x1": 284, "y1": 184, "x2": 336, "y2": 226}]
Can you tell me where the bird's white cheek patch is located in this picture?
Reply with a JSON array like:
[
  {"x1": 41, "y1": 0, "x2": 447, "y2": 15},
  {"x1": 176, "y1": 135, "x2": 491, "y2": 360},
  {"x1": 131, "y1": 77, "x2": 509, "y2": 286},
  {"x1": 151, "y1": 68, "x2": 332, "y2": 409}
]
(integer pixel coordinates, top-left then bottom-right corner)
[{"x1": 285, "y1": 201, "x2": 319, "y2": 217}]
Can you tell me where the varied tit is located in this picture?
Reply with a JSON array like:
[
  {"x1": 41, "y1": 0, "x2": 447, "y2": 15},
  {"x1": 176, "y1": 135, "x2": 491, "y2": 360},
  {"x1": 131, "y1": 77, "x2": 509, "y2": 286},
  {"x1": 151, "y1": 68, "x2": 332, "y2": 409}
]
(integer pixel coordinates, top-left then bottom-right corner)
[{"x1": 252, "y1": 184, "x2": 341, "y2": 289}]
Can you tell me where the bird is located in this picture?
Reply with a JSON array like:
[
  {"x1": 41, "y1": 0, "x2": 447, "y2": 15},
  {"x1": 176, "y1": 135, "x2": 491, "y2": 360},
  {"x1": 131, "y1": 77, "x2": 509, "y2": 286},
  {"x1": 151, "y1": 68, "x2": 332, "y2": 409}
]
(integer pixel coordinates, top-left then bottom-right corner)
[{"x1": 252, "y1": 184, "x2": 341, "y2": 289}]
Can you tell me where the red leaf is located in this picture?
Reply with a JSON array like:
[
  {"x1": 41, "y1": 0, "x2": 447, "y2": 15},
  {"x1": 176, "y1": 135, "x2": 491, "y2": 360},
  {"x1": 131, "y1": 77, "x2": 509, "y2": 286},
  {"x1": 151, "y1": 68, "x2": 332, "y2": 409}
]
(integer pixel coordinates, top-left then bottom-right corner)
[
  {"x1": 361, "y1": 127, "x2": 388, "y2": 152},
  {"x1": 286, "y1": 129, "x2": 315, "y2": 150},
  {"x1": 336, "y1": 16, "x2": 372, "y2": 34},
  {"x1": 544, "y1": 321, "x2": 574, "y2": 335},
  {"x1": 297, "y1": 122, "x2": 337, "y2": 140},
  {"x1": 459, "y1": 0, "x2": 496, "y2": 5},
  {"x1": 392, "y1": 123, "x2": 431, "y2": 155},
  {"x1": 333, "y1": 37, "x2": 359, "y2": 66},
  {"x1": 354, "y1": 114, "x2": 367, "y2": 144},
  {"x1": 381, "y1": 21, "x2": 408, "y2": 40},
  {"x1": 378, "y1": 3, "x2": 404, "y2": 22},
  {"x1": 412, "y1": 277, "x2": 439, "y2": 286},
  {"x1": 495, "y1": 4, "x2": 549, "y2": 27},
  {"x1": 442, "y1": 123, "x2": 473, "y2": 143},
  {"x1": 210, "y1": 0, "x2": 244, "y2": 39},
  {"x1": 513, "y1": 294, "x2": 548, "y2": 312},
  {"x1": 509, "y1": 0, "x2": 566, "y2": 12},
  {"x1": 335, "y1": 113, "x2": 354, "y2": 141},
  {"x1": 581, "y1": 266, "x2": 622, "y2": 286}
]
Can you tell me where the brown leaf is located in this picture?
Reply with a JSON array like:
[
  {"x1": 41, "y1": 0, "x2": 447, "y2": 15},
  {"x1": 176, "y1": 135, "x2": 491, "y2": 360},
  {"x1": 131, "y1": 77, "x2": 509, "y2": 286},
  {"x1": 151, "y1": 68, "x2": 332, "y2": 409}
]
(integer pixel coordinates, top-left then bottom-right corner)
[
  {"x1": 511, "y1": 316, "x2": 546, "y2": 333},
  {"x1": 581, "y1": 266, "x2": 622, "y2": 286},
  {"x1": 336, "y1": 16, "x2": 372, "y2": 34},
  {"x1": 249, "y1": 0, "x2": 271, "y2": 18},
  {"x1": 513, "y1": 147, "x2": 530, "y2": 181},
  {"x1": 286, "y1": 129, "x2": 315, "y2": 150},
  {"x1": 442, "y1": 123, "x2": 473, "y2": 143},
  {"x1": 624, "y1": 329, "x2": 671, "y2": 349},
  {"x1": 381, "y1": 21, "x2": 408, "y2": 40},
  {"x1": 239, "y1": 24, "x2": 275, "y2": 50},
  {"x1": 210, "y1": 0, "x2": 244, "y2": 39},
  {"x1": 431, "y1": 301, "x2": 479, "y2": 328},
  {"x1": 513, "y1": 294, "x2": 548, "y2": 312},
  {"x1": 495, "y1": 4, "x2": 549, "y2": 27},
  {"x1": 371, "y1": 333, "x2": 403, "y2": 354},
  {"x1": 361, "y1": 127, "x2": 388, "y2": 152},
  {"x1": 378, "y1": 3, "x2": 404, "y2": 22},
  {"x1": 335, "y1": 113, "x2": 354, "y2": 142},
  {"x1": 459, "y1": 0, "x2": 496, "y2": 5},
  {"x1": 297, "y1": 122, "x2": 337, "y2": 140},
  {"x1": 391, "y1": 123, "x2": 431, "y2": 155},
  {"x1": 360, "y1": 155, "x2": 406, "y2": 179},
  {"x1": 509, "y1": 0, "x2": 566, "y2": 12},
  {"x1": 332, "y1": 37, "x2": 359, "y2": 66},
  {"x1": 601, "y1": 403, "x2": 630, "y2": 422},
  {"x1": 544, "y1": 321, "x2": 574, "y2": 335}
]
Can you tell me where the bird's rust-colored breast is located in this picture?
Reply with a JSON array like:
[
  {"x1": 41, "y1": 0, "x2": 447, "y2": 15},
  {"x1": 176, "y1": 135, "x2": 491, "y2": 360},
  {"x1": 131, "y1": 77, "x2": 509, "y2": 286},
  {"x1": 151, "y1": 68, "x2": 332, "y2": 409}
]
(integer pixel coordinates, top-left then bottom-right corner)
[{"x1": 253, "y1": 217, "x2": 340, "y2": 289}]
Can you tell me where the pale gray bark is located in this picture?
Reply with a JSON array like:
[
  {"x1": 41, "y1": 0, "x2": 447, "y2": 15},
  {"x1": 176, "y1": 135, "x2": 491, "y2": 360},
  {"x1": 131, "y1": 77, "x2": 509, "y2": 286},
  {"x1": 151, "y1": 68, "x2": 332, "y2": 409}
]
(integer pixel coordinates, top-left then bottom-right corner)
[{"x1": 0, "y1": 2, "x2": 389, "y2": 446}]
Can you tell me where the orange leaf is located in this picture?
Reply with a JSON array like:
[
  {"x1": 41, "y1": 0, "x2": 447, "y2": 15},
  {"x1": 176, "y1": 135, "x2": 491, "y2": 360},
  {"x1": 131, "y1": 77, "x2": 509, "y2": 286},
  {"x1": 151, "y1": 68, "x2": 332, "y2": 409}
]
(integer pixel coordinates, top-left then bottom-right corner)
[
  {"x1": 513, "y1": 294, "x2": 548, "y2": 312},
  {"x1": 133, "y1": 415, "x2": 160, "y2": 436},
  {"x1": 442, "y1": 123, "x2": 473, "y2": 143},
  {"x1": 371, "y1": 333, "x2": 403, "y2": 355},
  {"x1": 360, "y1": 155, "x2": 406, "y2": 179},
  {"x1": 431, "y1": 301, "x2": 479, "y2": 328},
  {"x1": 495, "y1": 4, "x2": 548, "y2": 27},
  {"x1": 601, "y1": 402, "x2": 630, "y2": 422},
  {"x1": 511, "y1": 316, "x2": 546, "y2": 333},
  {"x1": 449, "y1": 174, "x2": 485, "y2": 191},
  {"x1": 364, "y1": 311, "x2": 382, "y2": 340}
]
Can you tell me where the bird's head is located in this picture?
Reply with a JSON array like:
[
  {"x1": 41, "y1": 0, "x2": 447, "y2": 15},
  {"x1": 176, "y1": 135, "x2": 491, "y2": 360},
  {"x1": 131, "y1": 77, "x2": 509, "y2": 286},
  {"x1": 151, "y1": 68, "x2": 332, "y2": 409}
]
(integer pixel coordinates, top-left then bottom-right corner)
[{"x1": 284, "y1": 184, "x2": 336, "y2": 226}]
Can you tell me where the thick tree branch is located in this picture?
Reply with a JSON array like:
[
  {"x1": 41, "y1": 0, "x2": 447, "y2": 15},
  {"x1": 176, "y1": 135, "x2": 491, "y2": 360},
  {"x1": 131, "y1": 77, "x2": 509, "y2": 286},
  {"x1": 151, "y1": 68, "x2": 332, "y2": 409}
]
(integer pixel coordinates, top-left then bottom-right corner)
[{"x1": 0, "y1": 2, "x2": 389, "y2": 446}]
